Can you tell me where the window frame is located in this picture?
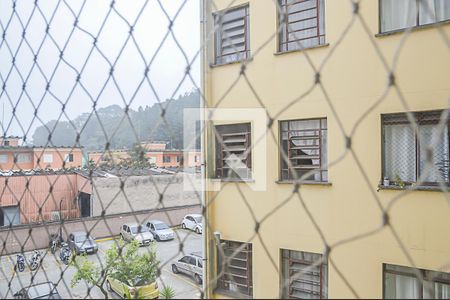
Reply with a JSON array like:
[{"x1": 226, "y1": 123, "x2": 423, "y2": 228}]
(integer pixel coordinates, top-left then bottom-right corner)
[
  {"x1": 378, "y1": 0, "x2": 450, "y2": 34},
  {"x1": 382, "y1": 263, "x2": 450, "y2": 299},
  {"x1": 15, "y1": 153, "x2": 31, "y2": 163},
  {"x1": 43, "y1": 153, "x2": 53, "y2": 163},
  {"x1": 381, "y1": 110, "x2": 450, "y2": 187},
  {"x1": 213, "y1": 3, "x2": 251, "y2": 65},
  {"x1": 163, "y1": 155, "x2": 171, "y2": 163},
  {"x1": 0, "y1": 154, "x2": 8, "y2": 163},
  {"x1": 279, "y1": 117, "x2": 328, "y2": 182},
  {"x1": 217, "y1": 240, "x2": 253, "y2": 298},
  {"x1": 280, "y1": 249, "x2": 328, "y2": 299},
  {"x1": 214, "y1": 123, "x2": 252, "y2": 180},
  {"x1": 277, "y1": 0, "x2": 326, "y2": 53}
]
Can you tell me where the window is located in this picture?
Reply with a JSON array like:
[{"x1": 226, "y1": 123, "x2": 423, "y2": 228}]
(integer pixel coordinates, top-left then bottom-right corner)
[
  {"x1": 215, "y1": 123, "x2": 252, "y2": 180},
  {"x1": 384, "y1": 264, "x2": 450, "y2": 299},
  {"x1": 280, "y1": 118, "x2": 328, "y2": 182},
  {"x1": 64, "y1": 153, "x2": 74, "y2": 162},
  {"x1": 176, "y1": 155, "x2": 181, "y2": 163},
  {"x1": 217, "y1": 240, "x2": 252, "y2": 297},
  {"x1": 281, "y1": 249, "x2": 328, "y2": 299},
  {"x1": 43, "y1": 154, "x2": 53, "y2": 163},
  {"x1": 380, "y1": 0, "x2": 450, "y2": 33},
  {"x1": 382, "y1": 110, "x2": 449, "y2": 186},
  {"x1": 214, "y1": 5, "x2": 250, "y2": 65},
  {"x1": 3, "y1": 140, "x2": 9, "y2": 146},
  {"x1": 278, "y1": 0, "x2": 325, "y2": 52},
  {"x1": 1, "y1": 206, "x2": 20, "y2": 226},
  {"x1": 195, "y1": 155, "x2": 199, "y2": 163},
  {"x1": 16, "y1": 153, "x2": 31, "y2": 163},
  {"x1": 180, "y1": 256, "x2": 190, "y2": 264},
  {"x1": 163, "y1": 155, "x2": 171, "y2": 163},
  {"x1": 0, "y1": 154, "x2": 8, "y2": 163}
]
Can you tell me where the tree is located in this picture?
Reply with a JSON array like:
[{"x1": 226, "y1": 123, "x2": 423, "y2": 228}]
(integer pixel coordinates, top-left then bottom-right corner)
[{"x1": 71, "y1": 240, "x2": 159, "y2": 299}]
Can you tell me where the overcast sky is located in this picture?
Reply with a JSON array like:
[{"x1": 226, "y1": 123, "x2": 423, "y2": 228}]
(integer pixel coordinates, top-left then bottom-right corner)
[{"x1": 0, "y1": 0, "x2": 200, "y2": 138}]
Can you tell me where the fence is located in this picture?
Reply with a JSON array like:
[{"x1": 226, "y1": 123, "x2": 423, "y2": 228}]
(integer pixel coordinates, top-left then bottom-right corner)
[{"x1": 1, "y1": 0, "x2": 449, "y2": 299}]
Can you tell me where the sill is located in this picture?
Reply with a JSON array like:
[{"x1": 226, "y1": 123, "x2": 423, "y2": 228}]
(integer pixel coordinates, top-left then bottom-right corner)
[
  {"x1": 210, "y1": 57, "x2": 253, "y2": 68},
  {"x1": 376, "y1": 20, "x2": 450, "y2": 37},
  {"x1": 214, "y1": 289, "x2": 252, "y2": 299},
  {"x1": 276, "y1": 180, "x2": 332, "y2": 186},
  {"x1": 377, "y1": 184, "x2": 449, "y2": 192},
  {"x1": 211, "y1": 178, "x2": 255, "y2": 183},
  {"x1": 274, "y1": 43, "x2": 330, "y2": 55}
]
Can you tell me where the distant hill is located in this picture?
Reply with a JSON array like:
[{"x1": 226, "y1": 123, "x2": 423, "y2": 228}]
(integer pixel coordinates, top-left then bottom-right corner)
[{"x1": 32, "y1": 89, "x2": 200, "y2": 151}]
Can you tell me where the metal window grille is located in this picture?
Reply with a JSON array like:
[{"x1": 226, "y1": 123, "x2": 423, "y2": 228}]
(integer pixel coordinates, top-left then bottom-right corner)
[
  {"x1": 217, "y1": 240, "x2": 253, "y2": 297},
  {"x1": 214, "y1": 5, "x2": 250, "y2": 65},
  {"x1": 215, "y1": 123, "x2": 252, "y2": 180},
  {"x1": 280, "y1": 118, "x2": 327, "y2": 182},
  {"x1": 281, "y1": 249, "x2": 327, "y2": 299},
  {"x1": 278, "y1": 0, "x2": 325, "y2": 52},
  {"x1": 380, "y1": 0, "x2": 450, "y2": 33},
  {"x1": 383, "y1": 264, "x2": 450, "y2": 299},
  {"x1": 381, "y1": 110, "x2": 450, "y2": 186}
]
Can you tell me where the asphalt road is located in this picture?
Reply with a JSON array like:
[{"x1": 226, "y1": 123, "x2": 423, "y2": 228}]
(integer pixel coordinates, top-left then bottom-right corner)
[{"x1": 0, "y1": 229, "x2": 202, "y2": 299}]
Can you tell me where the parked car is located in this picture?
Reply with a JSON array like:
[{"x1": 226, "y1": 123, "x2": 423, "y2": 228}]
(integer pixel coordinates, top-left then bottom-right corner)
[
  {"x1": 171, "y1": 252, "x2": 203, "y2": 284},
  {"x1": 13, "y1": 282, "x2": 61, "y2": 299},
  {"x1": 106, "y1": 276, "x2": 159, "y2": 299},
  {"x1": 181, "y1": 214, "x2": 202, "y2": 234},
  {"x1": 144, "y1": 220, "x2": 174, "y2": 241},
  {"x1": 67, "y1": 231, "x2": 98, "y2": 255},
  {"x1": 120, "y1": 223, "x2": 154, "y2": 246}
]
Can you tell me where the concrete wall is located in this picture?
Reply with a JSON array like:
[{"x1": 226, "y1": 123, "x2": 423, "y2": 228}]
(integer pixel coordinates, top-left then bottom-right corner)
[
  {"x1": 204, "y1": 0, "x2": 450, "y2": 299},
  {"x1": 0, "y1": 204, "x2": 200, "y2": 254},
  {"x1": 91, "y1": 173, "x2": 201, "y2": 217}
]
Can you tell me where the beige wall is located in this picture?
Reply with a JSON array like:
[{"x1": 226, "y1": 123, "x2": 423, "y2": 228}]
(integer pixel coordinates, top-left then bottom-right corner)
[{"x1": 204, "y1": 0, "x2": 450, "y2": 298}]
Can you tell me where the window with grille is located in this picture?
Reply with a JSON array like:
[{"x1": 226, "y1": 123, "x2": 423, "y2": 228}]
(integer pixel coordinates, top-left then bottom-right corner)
[
  {"x1": 16, "y1": 153, "x2": 31, "y2": 163},
  {"x1": 280, "y1": 118, "x2": 327, "y2": 182},
  {"x1": 281, "y1": 249, "x2": 328, "y2": 299},
  {"x1": 3, "y1": 140, "x2": 10, "y2": 146},
  {"x1": 278, "y1": 0, "x2": 325, "y2": 52},
  {"x1": 215, "y1": 123, "x2": 252, "y2": 180},
  {"x1": 380, "y1": 0, "x2": 450, "y2": 33},
  {"x1": 0, "y1": 154, "x2": 8, "y2": 163},
  {"x1": 214, "y1": 5, "x2": 250, "y2": 65},
  {"x1": 217, "y1": 240, "x2": 253, "y2": 297},
  {"x1": 163, "y1": 155, "x2": 171, "y2": 163},
  {"x1": 43, "y1": 154, "x2": 53, "y2": 163},
  {"x1": 384, "y1": 264, "x2": 450, "y2": 299},
  {"x1": 64, "y1": 153, "x2": 74, "y2": 163},
  {"x1": 382, "y1": 110, "x2": 450, "y2": 186}
]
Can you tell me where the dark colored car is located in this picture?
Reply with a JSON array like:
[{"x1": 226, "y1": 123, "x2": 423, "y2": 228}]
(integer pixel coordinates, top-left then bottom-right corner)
[
  {"x1": 67, "y1": 231, "x2": 98, "y2": 255},
  {"x1": 14, "y1": 282, "x2": 61, "y2": 299}
]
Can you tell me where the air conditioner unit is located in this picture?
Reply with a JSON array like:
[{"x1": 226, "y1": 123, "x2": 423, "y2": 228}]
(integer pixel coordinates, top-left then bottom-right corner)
[{"x1": 51, "y1": 211, "x2": 61, "y2": 221}]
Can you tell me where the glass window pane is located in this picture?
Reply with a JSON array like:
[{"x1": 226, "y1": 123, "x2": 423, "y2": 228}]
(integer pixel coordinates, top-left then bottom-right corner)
[
  {"x1": 384, "y1": 272, "x2": 420, "y2": 299},
  {"x1": 383, "y1": 124, "x2": 416, "y2": 182},
  {"x1": 419, "y1": 0, "x2": 450, "y2": 25},
  {"x1": 381, "y1": 0, "x2": 418, "y2": 32},
  {"x1": 418, "y1": 124, "x2": 449, "y2": 183}
]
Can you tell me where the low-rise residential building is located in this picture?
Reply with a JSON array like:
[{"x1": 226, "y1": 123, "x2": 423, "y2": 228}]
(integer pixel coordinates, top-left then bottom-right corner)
[
  {"x1": 202, "y1": 0, "x2": 450, "y2": 299},
  {"x1": 0, "y1": 137, "x2": 83, "y2": 170}
]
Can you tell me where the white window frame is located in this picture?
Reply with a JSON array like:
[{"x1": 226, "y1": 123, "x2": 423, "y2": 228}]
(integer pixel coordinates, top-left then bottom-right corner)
[
  {"x1": 43, "y1": 153, "x2": 53, "y2": 163},
  {"x1": 16, "y1": 153, "x2": 31, "y2": 163}
]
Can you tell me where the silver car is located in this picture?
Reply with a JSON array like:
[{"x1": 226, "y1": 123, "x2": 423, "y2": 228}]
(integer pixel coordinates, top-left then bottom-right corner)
[
  {"x1": 67, "y1": 231, "x2": 98, "y2": 255},
  {"x1": 171, "y1": 252, "x2": 203, "y2": 284},
  {"x1": 144, "y1": 220, "x2": 174, "y2": 241},
  {"x1": 120, "y1": 223, "x2": 154, "y2": 246},
  {"x1": 181, "y1": 214, "x2": 202, "y2": 234}
]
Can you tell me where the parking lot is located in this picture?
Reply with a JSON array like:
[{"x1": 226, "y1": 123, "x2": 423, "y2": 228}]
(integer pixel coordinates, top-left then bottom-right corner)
[{"x1": 0, "y1": 229, "x2": 202, "y2": 299}]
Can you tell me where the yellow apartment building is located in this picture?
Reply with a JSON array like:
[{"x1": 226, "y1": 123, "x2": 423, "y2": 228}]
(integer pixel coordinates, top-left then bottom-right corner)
[{"x1": 201, "y1": 0, "x2": 450, "y2": 298}]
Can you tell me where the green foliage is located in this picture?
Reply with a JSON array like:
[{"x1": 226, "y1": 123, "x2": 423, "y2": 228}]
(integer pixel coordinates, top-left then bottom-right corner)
[
  {"x1": 71, "y1": 240, "x2": 159, "y2": 291},
  {"x1": 159, "y1": 286, "x2": 176, "y2": 299},
  {"x1": 106, "y1": 240, "x2": 159, "y2": 287},
  {"x1": 32, "y1": 89, "x2": 200, "y2": 151}
]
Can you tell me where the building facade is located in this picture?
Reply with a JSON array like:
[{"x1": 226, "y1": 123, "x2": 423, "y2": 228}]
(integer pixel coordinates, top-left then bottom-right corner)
[
  {"x1": 0, "y1": 136, "x2": 83, "y2": 170},
  {"x1": 203, "y1": 0, "x2": 450, "y2": 299}
]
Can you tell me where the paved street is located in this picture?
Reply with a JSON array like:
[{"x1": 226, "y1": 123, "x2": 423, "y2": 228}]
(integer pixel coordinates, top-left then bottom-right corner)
[{"x1": 0, "y1": 229, "x2": 202, "y2": 299}]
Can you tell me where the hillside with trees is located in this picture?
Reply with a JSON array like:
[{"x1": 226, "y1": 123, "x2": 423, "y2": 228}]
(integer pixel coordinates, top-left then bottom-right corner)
[{"x1": 32, "y1": 89, "x2": 200, "y2": 151}]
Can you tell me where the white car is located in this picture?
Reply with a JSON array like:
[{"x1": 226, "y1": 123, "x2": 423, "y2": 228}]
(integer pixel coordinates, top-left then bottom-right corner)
[
  {"x1": 181, "y1": 214, "x2": 202, "y2": 234},
  {"x1": 144, "y1": 220, "x2": 175, "y2": 241},
  {"x1": 120, "y1": 223, "x2": 154, "y2": 246}
]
